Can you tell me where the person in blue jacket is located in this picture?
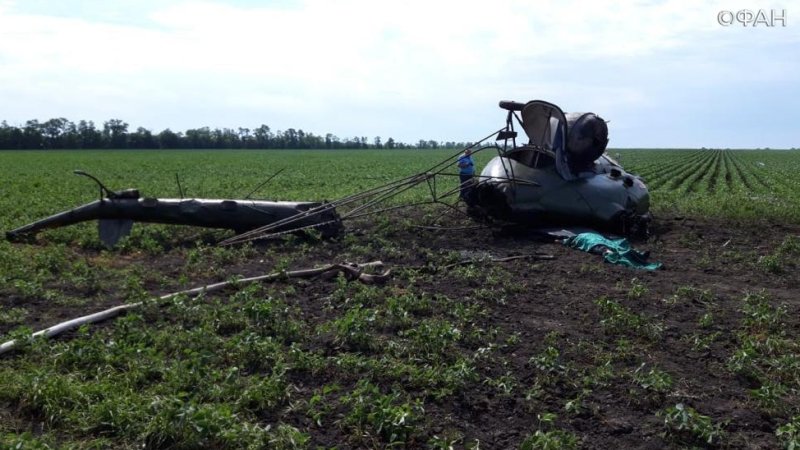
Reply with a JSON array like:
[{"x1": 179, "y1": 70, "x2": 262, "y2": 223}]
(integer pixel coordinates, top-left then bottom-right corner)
[{"x1": 457, "y1": 148, "x2": 475, "y2": 204}]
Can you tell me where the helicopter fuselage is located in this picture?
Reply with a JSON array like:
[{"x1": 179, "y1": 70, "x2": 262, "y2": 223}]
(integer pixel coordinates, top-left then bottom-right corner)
[{"x1": 474, "y1": 150, "x2": 650, "y2": 233}]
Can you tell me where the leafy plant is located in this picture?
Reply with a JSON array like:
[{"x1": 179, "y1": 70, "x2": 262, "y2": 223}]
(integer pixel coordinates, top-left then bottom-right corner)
[
  {"x1": 625, "y1": 277, "x2": 648, "y2": 299},
  {"x1": 595, "y1": 296, "x2": 662, "y2": 341},
  {"x1": 749, "y1": 381, "x2": 788, "y2": 412},
  {"x1": 519, "y1": 429, "x2": 579, "y2": 450},
  {"x1": 519, "y1": 413, "x2": 579, "y2": 450},
  {"x1": 529, "y1": 346, "x2": 566, "y2": 375},
  {"x1": 776, "y1": 415, "x2": 800, "y2": 450},
  {"x1": 660, "y1": 403, "x2": 725, "y2": 446},
  {"x1": 632, "y1": 363, "x2": 673, "y2": 394},
  {"x1": 338, "y1": 381, "x2": 424, "y2": 445}
]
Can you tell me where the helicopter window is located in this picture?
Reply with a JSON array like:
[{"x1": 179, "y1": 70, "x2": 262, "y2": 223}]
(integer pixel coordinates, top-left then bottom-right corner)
[
  {"x1": 506, "y1": 146, "x2": 555, "y2": 169},
  {"x1": 599, "y1": 154, "x2": 622, "y2": 167}
]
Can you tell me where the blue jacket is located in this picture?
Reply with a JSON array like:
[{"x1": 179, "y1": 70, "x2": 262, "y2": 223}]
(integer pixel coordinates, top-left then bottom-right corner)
[{"x1": 457, "y1": 154, "x2": 474, "y2": 175}]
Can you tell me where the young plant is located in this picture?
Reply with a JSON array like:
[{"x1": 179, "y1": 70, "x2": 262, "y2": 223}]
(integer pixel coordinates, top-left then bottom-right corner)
[
  {"x1": 625, "y1": 277, "x2": 648, "y2": 299},
  {"x1": 632, "y1": 363, "x2": 673, "y2": 394},
  {"x1": 338, "y1": 381, "x2": 424, "y2": 446},
  {"x1": 749, "y1": 381, "x2": 788, "y2": 412},
  {"x1": 519, "y1": 413, "x2": 579, "y2": 450},
  {"x1": 776, "y1": 415, "x2": 800, "y2": 450},
  {"x1": 660, "y1": 403, "x2": 725, "y2": 446}
]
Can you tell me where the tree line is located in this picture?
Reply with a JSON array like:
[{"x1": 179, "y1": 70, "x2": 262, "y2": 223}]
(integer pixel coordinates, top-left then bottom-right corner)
[{"x1": 0, "y1": 118, "x2": 471, "y2": 150}]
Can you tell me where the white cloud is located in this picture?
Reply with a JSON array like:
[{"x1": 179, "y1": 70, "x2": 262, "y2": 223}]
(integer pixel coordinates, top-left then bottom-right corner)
[{"x1": 0, "y1": 0, "x2": 798, "y2": 146}]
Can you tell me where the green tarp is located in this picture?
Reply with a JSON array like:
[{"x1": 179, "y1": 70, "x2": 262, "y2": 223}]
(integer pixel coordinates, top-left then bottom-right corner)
[{"x1": 563, "y1": 232, "x2": 662, "y2": 270}]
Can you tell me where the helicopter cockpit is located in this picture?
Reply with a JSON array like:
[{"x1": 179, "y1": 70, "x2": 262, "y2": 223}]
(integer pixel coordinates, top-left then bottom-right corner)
[
  {"x1": 496, "y1": 100, "x2": 609, "y2": 178},
  {"x1": 472, "y1": 99, "x2": 650, "y2": 235}
]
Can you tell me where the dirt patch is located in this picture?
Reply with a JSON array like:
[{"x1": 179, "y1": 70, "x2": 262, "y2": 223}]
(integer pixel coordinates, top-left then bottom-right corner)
[{"x1": 2, "y1": 214, "x2": 799, "y2": 449}]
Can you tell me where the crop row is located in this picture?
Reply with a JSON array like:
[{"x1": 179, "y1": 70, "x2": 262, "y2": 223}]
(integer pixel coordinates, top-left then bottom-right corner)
[
  {"x1": 1, "y1": 148, "x2": 798, "y2": 239},
  {"x1": 619, "y1": 149, "x2": 800, "y2": 221}
]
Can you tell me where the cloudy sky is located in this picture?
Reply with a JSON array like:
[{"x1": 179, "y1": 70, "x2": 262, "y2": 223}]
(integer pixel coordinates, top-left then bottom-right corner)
[{"x1": 0, "y1": 0, "x2": 797, "y2": 148}]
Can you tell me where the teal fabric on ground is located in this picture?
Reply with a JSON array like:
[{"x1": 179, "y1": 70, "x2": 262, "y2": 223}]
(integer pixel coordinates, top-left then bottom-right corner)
[{"x1": 563, "y1": 232, "x2": 662, "y2": 270}]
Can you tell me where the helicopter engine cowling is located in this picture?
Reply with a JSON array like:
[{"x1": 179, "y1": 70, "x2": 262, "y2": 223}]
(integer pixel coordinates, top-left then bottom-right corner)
[{"x1": 565, "y1": 112, "x2": 608, "y2": 170}]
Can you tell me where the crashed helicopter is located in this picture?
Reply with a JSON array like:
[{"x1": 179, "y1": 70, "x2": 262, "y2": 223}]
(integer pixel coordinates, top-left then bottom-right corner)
[
  {"x1": 218, "y1": 99, "x2": 652, "y2": 245},
  {"x1": 5, "y1": 99, "x2": 651, "y2": 247},
  {"x1": 471, "y1": 99, "x2": 651, "y2": 235}
]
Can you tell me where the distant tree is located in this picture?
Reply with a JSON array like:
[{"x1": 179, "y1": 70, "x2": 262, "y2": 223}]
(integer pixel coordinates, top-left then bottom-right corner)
[
  {"x1": 212, "y1": 128, "x2": 224, "y2": 148},
  {"x1": 22, "y1": 120, "x2": 43, "y2": 149},
  {"x1": 103, "y1": 119, "x2": 129, "y2": 148},
  {"x1": 0, "y1": 116, "x2": 427, "y2": 150},
  {"x1": 238, "y1": 128, "x2": 252, "y2": 148},
  {"x1": 61, "y1": 120, "x2": 80, "y2": 148},
  {"x1": 41, "y1": 118, "x2": 69, "y2": 148},
  {"x1": 272, "y1": 130, "x2": 286, "y2": 148},
  {"x1": 253, "y1": 125, "x2": 272, "y2": 148},
  {"x1": 216, "y1": 128, "x2": 239, "y2": 149},
  {"x1": 0, "y1": 121, "x2": 23, "y2": 149},
  {"x1": 328, "y1": 134, "x2": 342, "y2": 149},
  {"x1": 185, "y1": 127, "x2": 213, "y2": 149},
  {"x1": 285, "y1": 128, "x2": 299, "y2": 148},
  {"x1": 129, "y1": 127, "x2": 157, "y2": 149},
  {"x1": 77, "y1": 121, "x2": 103, "y2": 148},
  {"x1": 158, "y1": 129, "x2": 181, "y2": 149}
]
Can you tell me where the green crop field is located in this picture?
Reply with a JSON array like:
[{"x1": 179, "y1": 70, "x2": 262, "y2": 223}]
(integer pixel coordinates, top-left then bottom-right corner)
[
  {"x1": 0, "y1": 149, "x2": 491, "y2": 245},
  {"x1": 2, "y1": 149, "x2": 799, "y2": 240},
  {"x1": 616, "y1": 149, "x2": 800, "y2": 222},
  {"x1": 1, "y1": 149, "x2": 800, "y2": 449}
]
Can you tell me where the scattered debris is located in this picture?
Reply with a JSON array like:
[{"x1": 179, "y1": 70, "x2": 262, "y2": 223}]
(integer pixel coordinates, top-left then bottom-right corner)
[{"x1": 0, "y1": 261, "x2": 387, "y2": 356}]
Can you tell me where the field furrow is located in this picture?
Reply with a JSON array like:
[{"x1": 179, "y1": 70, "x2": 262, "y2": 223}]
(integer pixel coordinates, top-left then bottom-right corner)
[
  {"x1": 637, "y1": 151, "x2": 709, "y2": 189},
  {"x1": 665, "y1": 150, "x2": 717, "y2": 191},
  {"x1": 727, "y1": 151, "x2": 758, "y2": 192},
  {"x1": 706, "y1": 150, "x2": 722, "y2": 193},
  {"x1": 722, "y1": 150, "x2": 734, "y2": 191},
  {"x1": 681, "y1": 150, "x2": 719, "y2": 194},
  {"x1": 645, "y1": 154, "x2": 704, "y2": 191}
]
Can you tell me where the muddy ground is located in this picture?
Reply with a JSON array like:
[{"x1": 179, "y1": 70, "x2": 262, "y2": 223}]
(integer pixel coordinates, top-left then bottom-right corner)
[{"x1": 2, "y1": 214, "x2": 799, "y2": 449}]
